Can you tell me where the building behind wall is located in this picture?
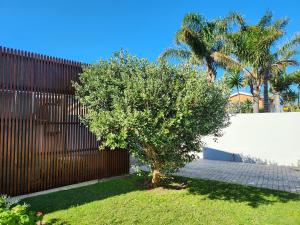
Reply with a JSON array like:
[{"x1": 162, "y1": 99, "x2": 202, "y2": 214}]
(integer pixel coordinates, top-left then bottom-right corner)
[{"x1": 229, "y1": 92, "x2": 276, "y2": 112}]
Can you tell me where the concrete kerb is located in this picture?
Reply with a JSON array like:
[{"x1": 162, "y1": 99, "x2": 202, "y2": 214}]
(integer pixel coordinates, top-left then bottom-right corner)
[{"x1": 9, "y1": 175, "x2": 130, "y2": 202}]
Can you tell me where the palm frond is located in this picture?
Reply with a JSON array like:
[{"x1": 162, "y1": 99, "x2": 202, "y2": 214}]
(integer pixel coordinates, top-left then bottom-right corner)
[
  {"x1": 188, "y1": 53, "x2": 205, "y2": 65},
  {"x1": 178, "y1": 27, "x2": 208, "y2": 58},
  {"x1": 278, "y1": 33, "x2": 300, "y2": 57},
  {"x1": 269, "y1": 72, "x2": 294, "y2": 92},
  {"x1": 211, "y1": 52, "x2": 250, "y2": 74},
  {"x1": 271, "y1": 17, "x2": 289, "y2": 31},
  {"x1": 213, "y1": 18, "x2": 229, "y2": 34},
  {"x1": 225, "y1": 12, "x2": 246, "y2": 30},
  {"x1": 224, "y1": 70, "x2": 244, "y2": 89},
  {"x1": 182, "y1": 13, "x2": 205, "y2": 33},
  {"x1": 278, "y1": 49, "x2": 298, "y2": 61},
  {"x1": 273, "y1": 59, "x2": 298, "y2": 69},
  {"x1": 289, "y1": 69, "x2": 300, "y2": 77},
  {"x1": 258, "y1": 10, "x2": 273, "y2": 28},
  {"x1": 288, "y1": 69, "x2": 300, "y2": 85},
  {"x1": 260, "y1": 27, "x2": 283, "y2": 47},
  {"x1": 158, "y1": 48, "x2": 191, "y2": 62}
]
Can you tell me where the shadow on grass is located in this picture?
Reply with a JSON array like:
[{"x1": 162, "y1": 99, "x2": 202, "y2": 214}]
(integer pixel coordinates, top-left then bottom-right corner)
[
  {"x1": 164, "y1": 176, "x2": 300, "y2": 208},
  {"x1": 24, "y1": 176, "x2": 146, "y2": 215},
  {"x1": 24, "y1": 174, "x2": 300, "y2": 223},
  {"x1": 46, "y1": 218, "x2": 70, "y2": 225}
]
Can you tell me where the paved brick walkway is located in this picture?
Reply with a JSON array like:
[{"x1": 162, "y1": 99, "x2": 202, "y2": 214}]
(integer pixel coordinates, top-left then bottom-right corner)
[{"x1": 177, "y1": 159, "x2": 300, "y2": 193}]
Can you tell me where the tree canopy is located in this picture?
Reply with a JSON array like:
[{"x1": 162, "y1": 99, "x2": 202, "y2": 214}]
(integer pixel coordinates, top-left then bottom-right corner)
[{"x1": 74, "y1": 52, "x2": 230, "y2": 185}]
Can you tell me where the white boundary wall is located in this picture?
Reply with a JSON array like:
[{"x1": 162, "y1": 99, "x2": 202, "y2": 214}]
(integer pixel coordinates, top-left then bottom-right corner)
[{"x1": 202, "y1": 112, "x2": 300, "y2": 166}]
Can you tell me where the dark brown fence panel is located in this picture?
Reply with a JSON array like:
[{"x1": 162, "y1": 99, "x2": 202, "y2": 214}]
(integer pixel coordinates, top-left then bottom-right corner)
[{"x1": 0, "y1": 46, "x2": 129, "y2": 196}]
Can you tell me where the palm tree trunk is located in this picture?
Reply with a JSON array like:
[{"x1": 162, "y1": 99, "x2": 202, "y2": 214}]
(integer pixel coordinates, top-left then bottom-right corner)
[
  {"x1": 206, "y1": 62, "x2": 216, "y2": 83},
  {"x1": 274, "y1": 91, "x2": 281, "y2": 113},
  {"x1": 252, "y1": 83, "x2": 260, "y2": 113},
  {"x1": 237, "y1": 87, "x2": 241, "y2": 113},
  {"x1": 263, "y1": 72, "x2": 269, "y2": 112},
  {"x1": 298, "y1": 85, "x2": 300, "y2": 108}
]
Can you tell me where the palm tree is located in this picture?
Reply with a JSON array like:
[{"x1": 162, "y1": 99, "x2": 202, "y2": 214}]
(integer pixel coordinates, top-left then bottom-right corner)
[
  {"x1": 290, "y1": 70, "x2": 300, "y2": 107},
  {"x1": 263, "y1": 31, "x2": 300, "y2": 112},
  {"x1": 269, "y1": 73, "x2": 295, "y2": 112},
  {"x1": 225, "y1": 69, "x2": 244, "y2": 112},
  {"x1": 282, "y1": 89, "x2": 297, "y2": 107},
  {"x1": 159, "y1": 13, "x2": 229, "y2": 82},
  {"x1": 267, "y1": 39, "x2": 300, "y2": 112},
  {"x1": 214, "y1": 11, "x2": 289, "y2": 113}
]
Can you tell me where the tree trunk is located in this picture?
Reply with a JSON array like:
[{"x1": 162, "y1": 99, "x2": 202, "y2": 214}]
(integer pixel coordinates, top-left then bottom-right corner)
[
  {"x1": 274, "y1": 91, "x2": 281, "y2": 113},
  {"x1": 142, "y1": 143, "x2": 162, "y2": 187},
  {"x1": 237, "y1": 87, "x2": 241, "y2": 113},
  {"x1": 206, "y1": 61, "x2": 216, "y2": 83},
  {"x1": 298, "y1": 85, "x2": 300, "y2": 108},
  {"x1": 151, "y1": 169, "x2": 162, "y2": 186},
  {"x1": 263, "y1": 73, "x2": 269, "y2": 112},
  {"x1": 252, "y1": 84, "x2": 260, "y2": 113}
]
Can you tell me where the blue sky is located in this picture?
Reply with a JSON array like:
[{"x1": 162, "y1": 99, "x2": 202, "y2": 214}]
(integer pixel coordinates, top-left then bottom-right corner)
[{"x1": 1, "y1": 0, "x2": 299, "y2": 68}]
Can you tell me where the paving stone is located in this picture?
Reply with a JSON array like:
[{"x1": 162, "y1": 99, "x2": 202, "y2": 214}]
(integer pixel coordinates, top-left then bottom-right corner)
[{"x1": 178, "y1": 159, "x2": 300, "y2": 193}]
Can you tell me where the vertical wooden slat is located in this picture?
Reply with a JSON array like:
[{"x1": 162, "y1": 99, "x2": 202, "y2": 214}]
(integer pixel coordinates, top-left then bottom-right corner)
[
  {"x1": 41, "y1": 55, "x2": 46, "y2": 192},
  {"x1": 60, "y1": 62, "x2": 66, "y2": 187},
  {"x1": 31, "y1": 54, "x2": 37, "y2": 193},
  {"x1": 15, "y1": 51, "x2": 21, "y2": 195},
  {"x1": 53, "y1": 62, "x2": 57, "y2": 188},
  {"x1": 0, "y1": 46, "x2": 3, "y2": 193},
  {"x1": 30, "y1": 53, "x2": 36, "y2": 193},
  {"x1": 0, "y1": 48, "x2": 6, "y2": 193},
  {"x1": 11, "y1": 50, "x2": 17, "y2": 196},
  {"x1": 48, "y1": 57, "x2": 54, "y2": 189},
  {"x1": 18, "y1": 50, "x2": 23, "y2": 194},
  {"x1": 27, "y1": 51, "x2": 33, "y2": 194},
  {"x1": 9, "y1": 50, "x2": 14, "y2": 196},
  {"x1": 45, "y1": 55, "x2": 51, "y2": 189},
  {"x1": 3, "y1": 48, "x2": 8, "y2": 194},
  {"x1": 6, "y1": 49, "x2": 12, "y2": 195},
  {"x1": 22, "y1": 52, "x2": 28, "y2": 194}
]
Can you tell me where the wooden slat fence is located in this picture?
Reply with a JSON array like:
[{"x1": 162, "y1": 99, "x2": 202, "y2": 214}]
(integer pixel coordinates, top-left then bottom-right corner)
[{"x1": 0, "y1": 46, "x2": 129, "y2": 196}]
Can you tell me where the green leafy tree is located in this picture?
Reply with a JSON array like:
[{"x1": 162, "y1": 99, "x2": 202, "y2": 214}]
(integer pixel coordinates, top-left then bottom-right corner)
[
  {"x1": 74, "y1": 52, "x2": 229, "y2": 186},
  {"x1": 159, "y1": 13, "x2": 230, "y2": 82},
  {"x1": 225, "y1": 69, "x2": 244, "y2": 112}
]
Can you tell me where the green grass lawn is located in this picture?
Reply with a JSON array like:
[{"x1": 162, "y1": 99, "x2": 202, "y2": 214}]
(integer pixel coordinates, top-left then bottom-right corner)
[{"x1": 24, "y1": 175, "x2": 300, "y2": 225}]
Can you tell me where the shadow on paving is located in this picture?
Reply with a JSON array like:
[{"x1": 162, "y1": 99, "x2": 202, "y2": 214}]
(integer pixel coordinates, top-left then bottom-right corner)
[{"x1": 164, "y1": 176, "x2": 300, "y2": 208}]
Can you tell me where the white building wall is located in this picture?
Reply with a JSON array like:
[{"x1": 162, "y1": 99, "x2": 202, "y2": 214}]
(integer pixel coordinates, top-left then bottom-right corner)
[{"x1": 202, "y1": 112, "x2": 300, "y2": 166}]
